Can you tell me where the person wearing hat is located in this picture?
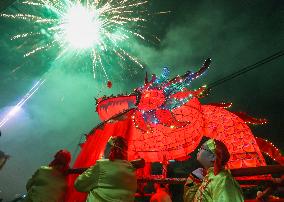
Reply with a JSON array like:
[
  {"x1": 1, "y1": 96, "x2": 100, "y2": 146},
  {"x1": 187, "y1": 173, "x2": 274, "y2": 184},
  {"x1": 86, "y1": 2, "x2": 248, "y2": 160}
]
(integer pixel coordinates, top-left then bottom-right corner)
[
  {"x1": 24, "y1": 149, "x2": 71, "y2": 202},
  {"x1": 74, "y1": 136, "x2": 138, "y2": 202},
  {"x1": 183, "y1": 139, "x2": 244, "y2": 202}
]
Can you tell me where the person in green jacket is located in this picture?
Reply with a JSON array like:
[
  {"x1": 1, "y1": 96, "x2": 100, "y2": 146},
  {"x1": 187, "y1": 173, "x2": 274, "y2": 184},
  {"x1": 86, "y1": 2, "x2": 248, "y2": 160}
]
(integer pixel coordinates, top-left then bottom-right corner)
[
  {"x1": 183, "y1": 139, "x2": 244, "y2": 202},
  {"x1": 24, "y1": 149, "x2": 71, "y2": 202},
  {"x1": 74, "y1": 136, "x2": 137, "y2": 202}
]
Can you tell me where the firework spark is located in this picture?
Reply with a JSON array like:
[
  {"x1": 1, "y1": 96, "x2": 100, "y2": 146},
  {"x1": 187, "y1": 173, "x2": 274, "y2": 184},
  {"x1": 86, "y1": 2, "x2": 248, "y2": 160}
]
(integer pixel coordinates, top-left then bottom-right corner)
[
  {"x1": 1, "y1": 0, "x2": 160, "y2": 79},
  {"x1": 0, "y1": 79, "x2": 45, "y2": 128}
]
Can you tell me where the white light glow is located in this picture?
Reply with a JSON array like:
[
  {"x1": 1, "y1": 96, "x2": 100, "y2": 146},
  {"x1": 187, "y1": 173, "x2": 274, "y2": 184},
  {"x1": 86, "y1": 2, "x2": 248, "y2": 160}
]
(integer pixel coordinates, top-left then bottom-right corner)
[{"x1": 62, "y1": 5, "x2": 101, "y2": 48}]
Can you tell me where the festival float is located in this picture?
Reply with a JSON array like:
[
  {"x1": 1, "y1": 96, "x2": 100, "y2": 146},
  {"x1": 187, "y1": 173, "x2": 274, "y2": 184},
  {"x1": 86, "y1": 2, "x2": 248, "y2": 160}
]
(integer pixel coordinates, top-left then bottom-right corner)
[{"x1": 66, "y1": 59, "x2": 284, "y2": 201}]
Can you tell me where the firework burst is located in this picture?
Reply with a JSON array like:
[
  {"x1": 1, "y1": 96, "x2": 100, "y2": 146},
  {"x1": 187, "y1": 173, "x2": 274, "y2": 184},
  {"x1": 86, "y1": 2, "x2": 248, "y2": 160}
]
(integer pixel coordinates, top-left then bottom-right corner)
[{"x1": 2, "y1": 0, "x2": 162, "y2": 79}]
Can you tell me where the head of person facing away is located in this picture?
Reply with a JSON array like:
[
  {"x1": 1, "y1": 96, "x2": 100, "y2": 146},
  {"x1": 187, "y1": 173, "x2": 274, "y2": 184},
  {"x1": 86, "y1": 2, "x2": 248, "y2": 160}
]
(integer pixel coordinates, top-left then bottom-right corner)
[
  {"x1": 197, "y1": 139, "x2": 230, "y2": 175},
  {"x1": 49, "y1": 149, "x2": 71, "y2": 173},
  {"x1": 107, "y1": 136, "x2": 128, "y2": 161},
  {"x1": 154, "y1": 183, "x2": 168, "y2": 192}
]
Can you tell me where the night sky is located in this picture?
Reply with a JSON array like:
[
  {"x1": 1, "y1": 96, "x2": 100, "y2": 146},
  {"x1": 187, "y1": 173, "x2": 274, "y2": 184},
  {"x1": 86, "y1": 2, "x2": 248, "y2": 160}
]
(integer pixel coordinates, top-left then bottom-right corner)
[{"x1": 0, "y1": 0, "x2": 283, "y2": 200}]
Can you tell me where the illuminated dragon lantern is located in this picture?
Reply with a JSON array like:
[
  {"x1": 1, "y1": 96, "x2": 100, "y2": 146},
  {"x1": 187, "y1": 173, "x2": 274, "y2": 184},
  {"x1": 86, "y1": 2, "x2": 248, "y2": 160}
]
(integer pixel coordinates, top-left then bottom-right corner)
[
  {"x1": 66, "y1": 59, "x2": 283, "y2": 201},
  {"x1": 90, "y1": 59, "x2": 283, "y2": 168}
]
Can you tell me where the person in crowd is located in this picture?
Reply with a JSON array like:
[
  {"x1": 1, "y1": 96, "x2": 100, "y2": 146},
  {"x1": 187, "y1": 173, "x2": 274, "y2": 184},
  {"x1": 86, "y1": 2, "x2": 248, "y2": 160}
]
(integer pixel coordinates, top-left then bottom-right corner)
[
  {"x1": 24, "y1": 149, "x2": 71, "y2": 202},
  {"x1": 74, "y1": 136, "x2": 138, "y2": 202},
  {"x1": 150, "y1": 183, "x2": 172, "y2": 202},
  {"x1": 183, "y1": 139, "x2": 244, "y2": 202},
  {"x1": 0, "y1": 150, "x2": 9, "y2": 170}
]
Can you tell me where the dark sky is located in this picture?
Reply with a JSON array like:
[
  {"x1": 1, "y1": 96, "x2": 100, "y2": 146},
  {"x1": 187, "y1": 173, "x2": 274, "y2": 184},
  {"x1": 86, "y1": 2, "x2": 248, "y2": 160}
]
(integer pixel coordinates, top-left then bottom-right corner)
[{"x1": 0, "y1": 0, "x2": 283, "y2": 200}]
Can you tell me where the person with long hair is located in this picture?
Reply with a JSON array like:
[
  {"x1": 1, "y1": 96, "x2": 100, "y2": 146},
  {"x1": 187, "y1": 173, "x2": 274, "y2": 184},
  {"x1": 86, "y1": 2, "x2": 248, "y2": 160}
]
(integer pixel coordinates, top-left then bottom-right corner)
[
  {"x1": 74, "y1": 136, "x2": 137, "y2": 202},
  {"x1": 24, "y1": 149, "x2": 71, "y2": 202},
  {"x1": 183, "y1": 139, "x2": 244, "y2": 202}
]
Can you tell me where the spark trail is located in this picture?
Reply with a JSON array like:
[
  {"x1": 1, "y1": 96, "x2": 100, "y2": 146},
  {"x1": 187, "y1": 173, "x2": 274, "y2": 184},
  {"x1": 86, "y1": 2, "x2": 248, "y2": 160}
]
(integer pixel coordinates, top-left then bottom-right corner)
[{"x1": 0, "y1": 79, "x2": 46, "y2": 128}]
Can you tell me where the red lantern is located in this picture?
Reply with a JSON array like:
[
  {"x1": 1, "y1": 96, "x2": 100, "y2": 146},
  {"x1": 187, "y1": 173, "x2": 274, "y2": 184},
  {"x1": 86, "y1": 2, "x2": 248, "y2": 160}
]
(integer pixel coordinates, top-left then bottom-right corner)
[{"x1": 107, "y1": 80, "x2": 112, "y2": 88}]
